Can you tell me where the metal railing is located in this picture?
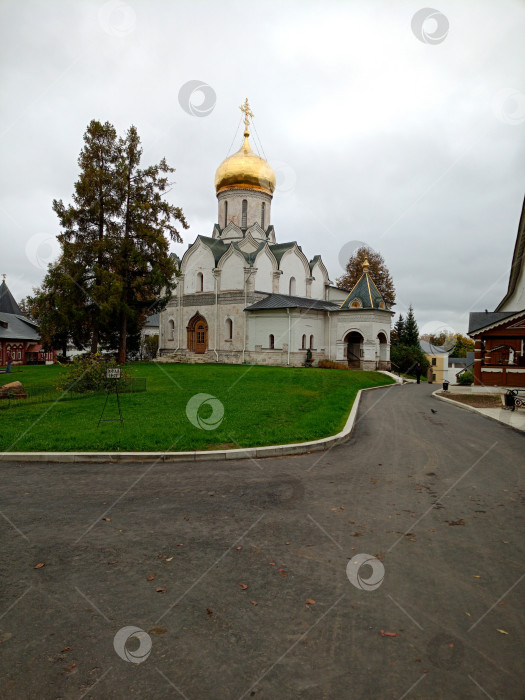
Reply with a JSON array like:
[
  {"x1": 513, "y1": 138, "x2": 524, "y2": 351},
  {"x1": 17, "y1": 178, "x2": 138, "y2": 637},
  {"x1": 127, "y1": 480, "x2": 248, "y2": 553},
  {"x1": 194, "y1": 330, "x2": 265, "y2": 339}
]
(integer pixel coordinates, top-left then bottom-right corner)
[{"x1": 0, "y1": 378, "x2": 146, "y2": 410}]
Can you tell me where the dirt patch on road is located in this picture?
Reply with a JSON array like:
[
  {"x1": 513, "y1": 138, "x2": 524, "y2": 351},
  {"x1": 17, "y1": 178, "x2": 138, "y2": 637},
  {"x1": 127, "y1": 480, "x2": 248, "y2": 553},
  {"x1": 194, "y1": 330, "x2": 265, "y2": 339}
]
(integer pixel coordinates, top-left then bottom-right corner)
[{"x1": 437, "y1": 393, "x2": 503, "y2": 408}]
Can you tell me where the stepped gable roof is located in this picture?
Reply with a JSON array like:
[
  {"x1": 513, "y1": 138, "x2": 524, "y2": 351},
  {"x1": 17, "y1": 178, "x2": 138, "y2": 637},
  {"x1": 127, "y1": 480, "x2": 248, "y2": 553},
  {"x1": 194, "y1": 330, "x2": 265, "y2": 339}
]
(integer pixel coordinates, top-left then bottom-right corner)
[
  {"x1": 197, "y1": 235, "x2": 229, "y2": 265},
  {"x1": 269, "y1": 242, "x2": 296, "y2": 265},
  {"x1": 468, "y1": 310, "x2": 518, "y2": 335},
  {"x1": 339, "y1": 259, "x2": 386, "y2": 310},
  {"x1": 0, "y1": 312, "x2": 40, "y2": 341},
  {"x1": 232, "y1": 241, "x2": 266, "y2": 266},
  {"x1": 496, "y1": 194, "x2": 525, "y2": 311},
  {"x1": 309, "y1": 255, "x2": 322, "y2": 273},
  {"x1": 0, "y1": 279, "x2": 22, "y2": 315},
  {"x1": 245, "y1": 292, "x2": 339, "y2": 312}
]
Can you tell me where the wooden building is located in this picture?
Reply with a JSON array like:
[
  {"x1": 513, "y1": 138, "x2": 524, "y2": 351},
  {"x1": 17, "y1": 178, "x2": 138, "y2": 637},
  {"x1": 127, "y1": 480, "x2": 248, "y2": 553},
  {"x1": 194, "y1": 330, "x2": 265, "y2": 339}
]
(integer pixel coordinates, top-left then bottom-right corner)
[
  {"x1": 0, "y1": 277, "x2": 56, "y2": 368},
  {"x1": 468, "y1": 197, "x2": 525, "y2": 387}
]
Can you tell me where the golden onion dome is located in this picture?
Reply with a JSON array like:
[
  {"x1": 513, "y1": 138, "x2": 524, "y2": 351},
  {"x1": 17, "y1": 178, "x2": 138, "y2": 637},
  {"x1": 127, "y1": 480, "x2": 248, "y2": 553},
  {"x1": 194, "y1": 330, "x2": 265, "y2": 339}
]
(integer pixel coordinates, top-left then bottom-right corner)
[{"x1": 215, "y1": 128, "x2": 275, "y2": 196}]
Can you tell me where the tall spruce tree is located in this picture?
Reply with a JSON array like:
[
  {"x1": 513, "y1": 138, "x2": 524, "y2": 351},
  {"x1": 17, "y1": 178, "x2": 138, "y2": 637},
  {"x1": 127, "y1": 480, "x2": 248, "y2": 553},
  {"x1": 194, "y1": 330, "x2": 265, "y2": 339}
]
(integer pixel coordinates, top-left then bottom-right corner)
[
  {"x1": 392, "y1": 314, "x2": 404, "y2": 346},
  {"x1": 51, "y1": 120, "x2": 122, "y2": 353},
  {"x1": 114, "y1": 125, "x2": 188, "y2": 363},
  {"x1": 401, "y1": 305, "x2": 420, "y2": 346},
  {"x1": 29, "y1": 120, "x2": 188, "y2": 361}
]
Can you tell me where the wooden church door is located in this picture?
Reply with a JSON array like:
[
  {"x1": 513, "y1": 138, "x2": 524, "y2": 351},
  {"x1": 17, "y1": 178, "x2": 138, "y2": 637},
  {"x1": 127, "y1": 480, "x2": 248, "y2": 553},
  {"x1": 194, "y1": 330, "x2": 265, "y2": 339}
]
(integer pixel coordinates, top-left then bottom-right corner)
[{"x1": 195, "y1": 320, "x2": 207, "y2": 354}]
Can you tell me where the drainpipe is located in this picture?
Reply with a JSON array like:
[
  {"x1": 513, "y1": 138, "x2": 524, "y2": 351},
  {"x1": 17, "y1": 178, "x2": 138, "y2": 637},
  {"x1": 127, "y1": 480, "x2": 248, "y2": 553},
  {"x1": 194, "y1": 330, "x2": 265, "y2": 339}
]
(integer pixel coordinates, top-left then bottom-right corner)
[
  {"x1": 213, "y1": 270, "x2": 219, "y2": 362},
  {"x1": 243, "y1": 268, "x2": 255, "y2": 364},
  {"x1": 287, "y1": 308, "x2": 291, "y2": 365},
  {"x1": 327, "y1": 312, "x2": 331, "y2": 361}
]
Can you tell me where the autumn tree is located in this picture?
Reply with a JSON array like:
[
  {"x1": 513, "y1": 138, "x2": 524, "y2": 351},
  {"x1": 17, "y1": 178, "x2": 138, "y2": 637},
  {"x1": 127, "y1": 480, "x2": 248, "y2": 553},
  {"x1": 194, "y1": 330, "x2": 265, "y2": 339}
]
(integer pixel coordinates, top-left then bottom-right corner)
[
  {"x1": 337, "y1": 246, "x2": 396, "y2": 307},
  {"x1": 452, "y1": 334, "x2": 475, "y2": 357}
]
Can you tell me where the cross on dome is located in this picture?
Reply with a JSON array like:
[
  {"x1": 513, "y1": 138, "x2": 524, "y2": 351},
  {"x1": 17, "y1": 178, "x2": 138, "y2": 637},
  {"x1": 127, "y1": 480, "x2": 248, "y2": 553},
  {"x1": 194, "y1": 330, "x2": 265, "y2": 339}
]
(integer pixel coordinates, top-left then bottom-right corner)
[{"x1": 240, "y1": 98, "x2": 253, "y2": 137}]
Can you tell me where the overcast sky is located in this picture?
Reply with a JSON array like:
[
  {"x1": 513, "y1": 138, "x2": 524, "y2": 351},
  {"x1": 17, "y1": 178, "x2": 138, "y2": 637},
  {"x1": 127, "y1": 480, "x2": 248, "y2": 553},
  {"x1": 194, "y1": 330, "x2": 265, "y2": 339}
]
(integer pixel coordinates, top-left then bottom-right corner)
[{"x1": 1, "y1": 0, "x2": 524, "y2": 335}]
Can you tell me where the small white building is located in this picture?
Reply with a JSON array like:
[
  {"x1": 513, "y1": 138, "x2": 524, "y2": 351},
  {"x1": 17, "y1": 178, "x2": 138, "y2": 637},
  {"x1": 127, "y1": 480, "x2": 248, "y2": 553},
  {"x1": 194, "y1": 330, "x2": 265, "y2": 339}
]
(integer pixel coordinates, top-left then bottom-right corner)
[{"x1": 159, "y1": 102, "x2": 393, "y2": 369}]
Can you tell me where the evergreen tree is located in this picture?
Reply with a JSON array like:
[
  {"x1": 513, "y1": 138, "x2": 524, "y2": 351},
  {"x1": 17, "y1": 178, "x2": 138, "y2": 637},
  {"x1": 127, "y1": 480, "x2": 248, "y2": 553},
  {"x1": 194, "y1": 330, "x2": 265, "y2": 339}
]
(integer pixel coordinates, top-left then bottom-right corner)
[
  {"x1": 337, "y1": 246, "x2": 396, "y2": 307},
  {"x1": 29, "y1": 119, "x2": 188, "y2": 361},
  {"x1": 113, "y1": 125, "x2": 188, "y2": 363},
  {"x1": 52, "y1": 120, "x2": 122, "y2": 353},
  {"x1": 401, "y1": 305, "x2": 420, "y2": 346},
  {"x1": 391, "y1": 314, "x2": 404, "y2": 346}
]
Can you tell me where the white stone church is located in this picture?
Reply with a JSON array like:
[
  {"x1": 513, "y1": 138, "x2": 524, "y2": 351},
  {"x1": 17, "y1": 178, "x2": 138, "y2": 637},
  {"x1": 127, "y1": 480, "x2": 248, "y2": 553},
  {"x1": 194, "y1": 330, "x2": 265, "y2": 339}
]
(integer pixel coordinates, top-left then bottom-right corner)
[{"x1": 159, "y1": 102, "x2": 392, "y2": 369}]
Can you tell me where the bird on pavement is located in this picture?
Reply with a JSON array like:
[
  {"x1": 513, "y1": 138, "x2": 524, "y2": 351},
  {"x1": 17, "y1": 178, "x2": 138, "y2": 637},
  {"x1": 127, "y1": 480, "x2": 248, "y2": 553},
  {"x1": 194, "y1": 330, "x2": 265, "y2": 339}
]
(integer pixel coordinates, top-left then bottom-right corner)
[{"x1": 431, "y1": 408, "x2": 438, "y2": 414}]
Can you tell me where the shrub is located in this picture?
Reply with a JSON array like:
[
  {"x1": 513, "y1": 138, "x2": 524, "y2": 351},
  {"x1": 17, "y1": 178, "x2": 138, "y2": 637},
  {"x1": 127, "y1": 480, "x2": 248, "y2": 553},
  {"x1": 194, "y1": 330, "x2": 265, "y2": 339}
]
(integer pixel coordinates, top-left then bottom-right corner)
[
  {"x1": 57, "y1": 354, "x2": 130, "y2": 393},
  {"x1": 457, "y1": 370, "x2": 474, "y2": 386},
  {"x1": 144, "y1": 334, "x2": 159, "y2": 360},
  {"x1": 390, "y1": 344, "x2": 429, "y2": 374},
  {"x1": 318, "y1": 360, "x2": 350, "y2": 370}
]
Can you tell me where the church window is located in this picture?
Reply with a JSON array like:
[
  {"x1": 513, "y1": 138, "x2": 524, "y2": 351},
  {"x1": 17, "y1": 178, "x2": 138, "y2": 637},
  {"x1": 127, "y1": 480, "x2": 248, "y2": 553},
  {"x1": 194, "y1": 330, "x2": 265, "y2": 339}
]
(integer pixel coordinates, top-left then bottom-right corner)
[
  {"x1": 261, "y1": 202, "x2": 265, "y2": 229},
  {"x1": 269, "y1": 334, "x2": 275, "y2": 349},
  {"x1": 289, "y1": 277, "x2": 296, "y2": 295},
  {"x1": 224, "y1": 201, "x2": 228, "y2": 228},
  {"x1": 351, "y1": 299, "x2": 361, "y2": 308},
  {"x1": 310, "y1": 335, "x2": 314, "y2": 349},
  {"x1": 197, "y1": 272, "x2": 203, "y2": 292},
  {"x1": 301, "y1": 334, "x2": 306, "y2": 349},
  {"x1": 226, "y1": 318, "x2": 233, "y2": 340},
  {"x1": 242, "y1": 199, "x2": 247, "y2": 229},
  {"x1": 431, "y1": 357, "x2": 437, "y2": 366},
  {"x1": 168, "y1": 319, "x2": 175, "y2": 341}
]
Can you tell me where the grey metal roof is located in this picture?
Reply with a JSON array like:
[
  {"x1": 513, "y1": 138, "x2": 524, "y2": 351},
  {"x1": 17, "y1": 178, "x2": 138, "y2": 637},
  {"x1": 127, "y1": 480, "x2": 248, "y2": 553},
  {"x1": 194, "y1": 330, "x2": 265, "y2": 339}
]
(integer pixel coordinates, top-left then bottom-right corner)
[
  {"x1": 468, "y1": 311, "x2": 516, "y2": 335},
  {"x1": 448, "y1": 357, "x2": 468, "y2": 365},
  {"x1": 0, "y1": 312, "x2": 40, "y2": 341},
  {"x1": 144, "y1": 313, "x2": 160, "y2": 327},
  {"x1": 245, "y1": 293, "x2": 340, "y2": 312},
  {"x1": 420, "y1": 340, "x2": 449, "y2": 355},
  {"x1": 0, "y1": 281, "x2": 22, "y2": 314}
]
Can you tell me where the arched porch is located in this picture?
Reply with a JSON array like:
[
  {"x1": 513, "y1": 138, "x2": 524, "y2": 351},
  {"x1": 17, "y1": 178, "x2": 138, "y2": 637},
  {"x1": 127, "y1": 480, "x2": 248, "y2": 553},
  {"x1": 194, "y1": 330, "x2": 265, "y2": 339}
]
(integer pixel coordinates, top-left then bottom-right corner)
[
  {"x1": 345, "y1": 331, "x2": 363, "y2": 368},
  {"x1": 187, "y1": 312, "x2": 208, "y2": 354}
]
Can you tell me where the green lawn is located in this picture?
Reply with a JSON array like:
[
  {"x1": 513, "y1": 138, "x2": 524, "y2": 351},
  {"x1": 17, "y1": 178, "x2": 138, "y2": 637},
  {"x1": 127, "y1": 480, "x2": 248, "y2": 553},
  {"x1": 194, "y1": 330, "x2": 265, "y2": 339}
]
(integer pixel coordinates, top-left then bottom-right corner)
[{"x1": 0, "y1": 363, "x2": 394, "y2": 452}]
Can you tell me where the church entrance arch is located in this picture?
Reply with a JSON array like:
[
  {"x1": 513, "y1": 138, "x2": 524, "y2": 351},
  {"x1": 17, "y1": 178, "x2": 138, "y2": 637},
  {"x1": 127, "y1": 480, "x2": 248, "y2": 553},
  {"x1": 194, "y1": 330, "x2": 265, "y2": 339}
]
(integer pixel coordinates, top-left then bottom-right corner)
[
  {"x1": 187, "y1": 313, "x2": 208, "y2": 354},
  {"x1": 344, "y1": 331, "x2": 363, "y2": 368},
  {"x1": 377, "y1": 332, "x2": 388, "y2": 366}
]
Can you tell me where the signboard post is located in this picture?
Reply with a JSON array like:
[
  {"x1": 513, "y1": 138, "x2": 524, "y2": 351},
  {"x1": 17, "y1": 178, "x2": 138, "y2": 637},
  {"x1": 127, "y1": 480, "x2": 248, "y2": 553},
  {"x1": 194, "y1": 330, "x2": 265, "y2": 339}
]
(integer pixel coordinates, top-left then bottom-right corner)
[{"x1": 98, "y1": 367, "x2": 124, "y2": 426}]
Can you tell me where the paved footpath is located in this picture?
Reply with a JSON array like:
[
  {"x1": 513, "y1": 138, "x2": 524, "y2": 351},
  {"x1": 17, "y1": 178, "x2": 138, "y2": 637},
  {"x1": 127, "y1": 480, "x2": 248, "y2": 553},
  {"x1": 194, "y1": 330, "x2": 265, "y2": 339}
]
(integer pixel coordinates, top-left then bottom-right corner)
[{"x1": 0, "y1": 383, "x2": 523, "y2": 699}]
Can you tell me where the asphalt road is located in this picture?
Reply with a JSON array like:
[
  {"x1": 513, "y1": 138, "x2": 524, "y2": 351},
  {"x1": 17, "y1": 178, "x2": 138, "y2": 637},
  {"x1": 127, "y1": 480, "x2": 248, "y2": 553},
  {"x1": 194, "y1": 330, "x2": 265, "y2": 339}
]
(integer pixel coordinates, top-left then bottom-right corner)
[{"x1": 0, "y1": 383, "x2": 524, "y2": 699}]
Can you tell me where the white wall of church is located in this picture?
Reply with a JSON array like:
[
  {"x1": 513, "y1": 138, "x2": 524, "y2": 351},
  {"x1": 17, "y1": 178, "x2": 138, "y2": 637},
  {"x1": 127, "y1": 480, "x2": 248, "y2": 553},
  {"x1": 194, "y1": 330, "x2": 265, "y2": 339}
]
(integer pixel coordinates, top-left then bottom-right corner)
[
  {"x1": 289, "y1": 312, "x2": 326, "y2": 351},
  {"x1": 280, "y1": 250, "x2": 308, "y2": 296},
  {"x1": 183, "y1": 245, "x2": 216, "y2": 293},
  {"x1": 220, "y1": 253, "x2": 245, "y2": 290},
  {"x1": 311, "y1": 262, "x2": 327, "y2": 300},
  {"x1": 254, "y1": 251, "x2": 274, "y2": 292}
]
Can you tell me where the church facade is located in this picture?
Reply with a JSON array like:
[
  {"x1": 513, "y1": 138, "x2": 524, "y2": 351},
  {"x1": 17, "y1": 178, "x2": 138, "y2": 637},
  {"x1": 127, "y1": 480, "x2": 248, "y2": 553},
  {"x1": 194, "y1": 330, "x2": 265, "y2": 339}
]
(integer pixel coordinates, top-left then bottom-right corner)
[{"x1": 158, "y1": 101, "x2": 392, "y2": 369}]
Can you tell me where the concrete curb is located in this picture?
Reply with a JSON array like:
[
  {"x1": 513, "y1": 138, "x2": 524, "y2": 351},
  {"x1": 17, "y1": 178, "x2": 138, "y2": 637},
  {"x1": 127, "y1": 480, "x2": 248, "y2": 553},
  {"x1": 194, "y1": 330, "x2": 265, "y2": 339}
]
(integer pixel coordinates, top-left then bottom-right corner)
[
  {"x1": 432, "y1": 389, "x2": 525, "y2": 433},
  {"x1": 0, "y1": 381, "x2": 400, "y2": 463}
]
